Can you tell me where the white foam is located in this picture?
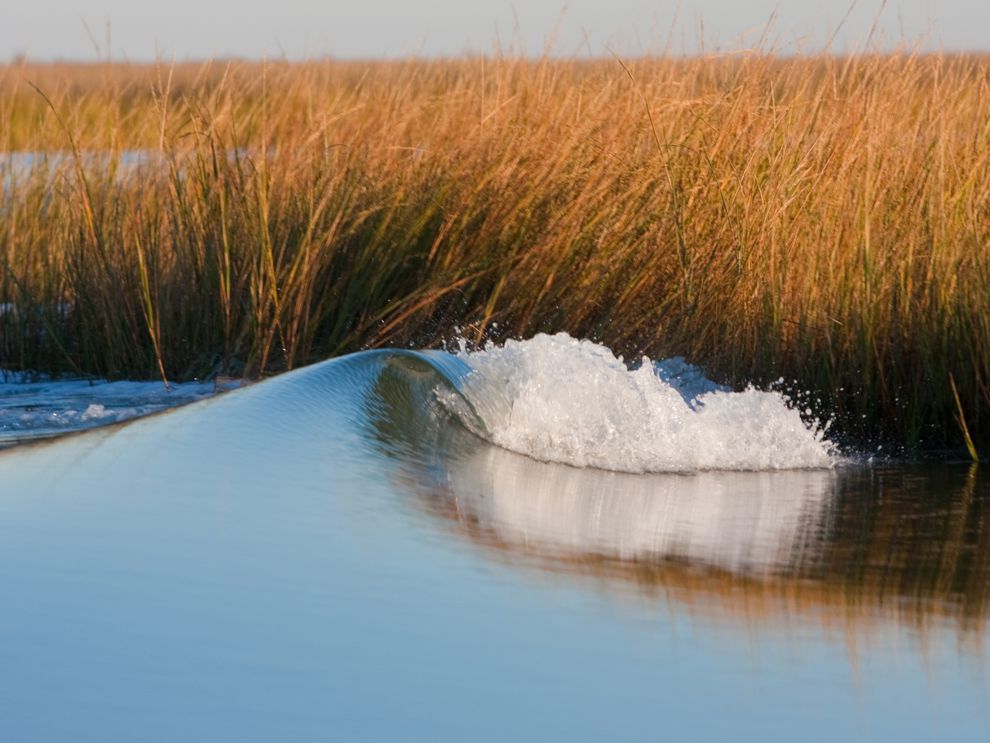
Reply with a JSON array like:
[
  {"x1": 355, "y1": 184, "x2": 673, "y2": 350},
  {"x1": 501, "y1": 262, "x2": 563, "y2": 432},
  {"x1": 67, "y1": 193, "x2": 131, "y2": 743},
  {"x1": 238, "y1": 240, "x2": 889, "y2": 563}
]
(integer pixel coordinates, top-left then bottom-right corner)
[{"x1": 450, "y1": 333, "x2": 836, "y2": 473}]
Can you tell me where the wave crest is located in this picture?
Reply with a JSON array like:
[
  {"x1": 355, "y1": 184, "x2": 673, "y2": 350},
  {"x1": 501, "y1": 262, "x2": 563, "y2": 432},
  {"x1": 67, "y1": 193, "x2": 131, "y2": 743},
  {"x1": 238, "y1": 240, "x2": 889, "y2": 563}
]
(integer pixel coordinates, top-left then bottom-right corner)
[{"x1": 442, "y1": 333, "x2": 835, "y2": 473}]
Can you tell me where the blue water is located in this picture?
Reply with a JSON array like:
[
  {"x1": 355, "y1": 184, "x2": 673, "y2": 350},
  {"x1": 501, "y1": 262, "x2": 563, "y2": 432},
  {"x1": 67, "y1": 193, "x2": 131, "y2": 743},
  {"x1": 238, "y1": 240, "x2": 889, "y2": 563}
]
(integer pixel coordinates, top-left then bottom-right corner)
[{"x1": 0, "y1": 348, "x2": 986, "y2": 741}]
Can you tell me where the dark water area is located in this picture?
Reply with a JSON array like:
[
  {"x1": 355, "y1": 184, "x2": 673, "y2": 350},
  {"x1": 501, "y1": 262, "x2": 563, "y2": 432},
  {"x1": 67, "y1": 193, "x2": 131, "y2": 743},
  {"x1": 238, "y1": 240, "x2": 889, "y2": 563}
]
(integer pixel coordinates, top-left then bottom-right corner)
[{"x1": 0, "y1": 349, "x2": 987, "y2": 741}]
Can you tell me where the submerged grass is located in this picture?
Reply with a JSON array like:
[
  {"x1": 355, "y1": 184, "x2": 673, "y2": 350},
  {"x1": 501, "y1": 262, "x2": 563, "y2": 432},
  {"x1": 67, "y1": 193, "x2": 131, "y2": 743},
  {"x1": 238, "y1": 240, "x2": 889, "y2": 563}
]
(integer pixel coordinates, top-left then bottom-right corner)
[{"x1": 1, "y1": 53, "x2": 988, "y2": 454}]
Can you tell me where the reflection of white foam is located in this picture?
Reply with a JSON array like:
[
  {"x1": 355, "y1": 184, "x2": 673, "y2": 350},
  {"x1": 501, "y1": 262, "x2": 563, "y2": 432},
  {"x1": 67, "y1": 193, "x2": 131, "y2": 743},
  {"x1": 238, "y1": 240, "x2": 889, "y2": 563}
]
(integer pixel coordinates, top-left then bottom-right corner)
[
  {"x1": 441, "y1": 445, "x2": 834, "y2": 574},
  {"x1": 453, "y1": 333, "x2": 836, "y2": 473}
]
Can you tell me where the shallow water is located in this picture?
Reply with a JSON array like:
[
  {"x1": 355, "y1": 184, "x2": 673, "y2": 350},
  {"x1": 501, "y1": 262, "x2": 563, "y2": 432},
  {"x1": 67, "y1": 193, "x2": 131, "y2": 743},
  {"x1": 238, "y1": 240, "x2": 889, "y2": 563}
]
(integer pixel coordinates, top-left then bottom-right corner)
[
  {"x1": 0, "y1": 373, "x2": 229, "y2": 446},
  {"x1": 0, "y1": 341, "x2": 986, "y2": 741}
]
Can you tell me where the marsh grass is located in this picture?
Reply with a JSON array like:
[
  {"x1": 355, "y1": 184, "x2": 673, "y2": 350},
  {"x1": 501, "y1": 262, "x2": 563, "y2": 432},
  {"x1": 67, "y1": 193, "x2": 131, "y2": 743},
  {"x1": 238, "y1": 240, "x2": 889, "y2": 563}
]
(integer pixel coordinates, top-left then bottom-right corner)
[{"x1": 1, "y1": 53, "x2": 988, "y2": 453}]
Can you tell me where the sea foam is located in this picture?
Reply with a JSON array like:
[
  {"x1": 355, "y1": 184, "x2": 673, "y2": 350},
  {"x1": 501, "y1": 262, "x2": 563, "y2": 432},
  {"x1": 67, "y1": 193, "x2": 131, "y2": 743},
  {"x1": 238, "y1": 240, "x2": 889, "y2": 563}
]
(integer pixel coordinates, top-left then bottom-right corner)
[{"x1": 449, "y1": 333, "x2": 835, "y2": 473}]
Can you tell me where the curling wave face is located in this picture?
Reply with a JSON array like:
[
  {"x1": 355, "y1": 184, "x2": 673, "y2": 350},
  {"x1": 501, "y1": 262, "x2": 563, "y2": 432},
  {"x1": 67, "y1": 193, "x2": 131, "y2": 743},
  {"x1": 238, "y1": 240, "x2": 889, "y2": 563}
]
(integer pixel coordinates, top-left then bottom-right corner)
[{"x1": 442, "y1": 333, "x2": 836, "y2": 473}]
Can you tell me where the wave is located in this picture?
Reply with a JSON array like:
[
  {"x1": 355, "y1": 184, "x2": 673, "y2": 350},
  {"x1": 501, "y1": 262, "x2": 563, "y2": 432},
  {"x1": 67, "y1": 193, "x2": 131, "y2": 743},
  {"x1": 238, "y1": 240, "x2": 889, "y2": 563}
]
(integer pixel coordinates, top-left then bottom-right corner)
[
  {"x1": 438, "y1": 333, "x2": 836, "y2": 472},
  {"x1": 360, "y1": 341, "x2": 836, "y2": 575},
  {"x1": 364, "y1": 352, "x2": 990, "y2": 633},
  {"x1": 0, "y1": 334, "x2": 836, "y2": 471}
]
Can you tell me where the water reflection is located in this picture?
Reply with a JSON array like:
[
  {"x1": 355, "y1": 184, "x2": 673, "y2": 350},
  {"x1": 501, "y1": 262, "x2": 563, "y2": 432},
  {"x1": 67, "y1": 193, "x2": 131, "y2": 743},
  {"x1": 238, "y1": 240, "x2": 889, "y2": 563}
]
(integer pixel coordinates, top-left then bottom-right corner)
[
  {"x1": 408, "y1": 446, "x2": 832, "y2": 575},
  {"x1": 366, "y1": 360, "x2": 990, "y2": 641}
]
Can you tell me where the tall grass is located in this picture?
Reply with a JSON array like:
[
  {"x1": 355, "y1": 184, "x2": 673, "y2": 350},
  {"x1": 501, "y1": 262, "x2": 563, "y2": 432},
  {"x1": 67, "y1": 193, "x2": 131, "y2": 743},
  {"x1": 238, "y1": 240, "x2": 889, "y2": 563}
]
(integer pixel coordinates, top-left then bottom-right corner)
[{"x1": 1, "y1": 53, "x2": 988, "y2": 453}]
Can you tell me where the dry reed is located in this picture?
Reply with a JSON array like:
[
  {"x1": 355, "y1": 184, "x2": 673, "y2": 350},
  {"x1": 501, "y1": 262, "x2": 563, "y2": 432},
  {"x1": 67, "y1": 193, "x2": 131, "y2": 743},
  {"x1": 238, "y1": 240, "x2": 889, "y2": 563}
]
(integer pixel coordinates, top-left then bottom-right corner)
[{"x1": 0, "y1": 53, "x2": 988, "y2": 453}]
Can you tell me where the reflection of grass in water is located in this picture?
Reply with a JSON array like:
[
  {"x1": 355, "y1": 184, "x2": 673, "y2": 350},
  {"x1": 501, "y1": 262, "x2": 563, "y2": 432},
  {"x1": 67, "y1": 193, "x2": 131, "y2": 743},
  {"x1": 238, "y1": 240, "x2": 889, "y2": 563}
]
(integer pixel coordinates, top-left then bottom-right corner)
[
  {"x1": 1, "y1": 54, "x2": 989, "y2": 452},
  {"x1": 417, "y1": 460, "x2": 990, "y2": 647}
]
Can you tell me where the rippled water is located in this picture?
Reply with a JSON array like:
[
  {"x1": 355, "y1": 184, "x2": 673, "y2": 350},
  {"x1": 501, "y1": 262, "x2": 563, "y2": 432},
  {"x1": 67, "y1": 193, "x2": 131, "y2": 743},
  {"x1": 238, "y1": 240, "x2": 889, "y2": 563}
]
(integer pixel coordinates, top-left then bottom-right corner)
[
  {"x1": 0, "y1": 374, "x2": 231, "y2": 446},
  {"x1": 0, "y1": 339, "x2": 986, "y2": 741}
]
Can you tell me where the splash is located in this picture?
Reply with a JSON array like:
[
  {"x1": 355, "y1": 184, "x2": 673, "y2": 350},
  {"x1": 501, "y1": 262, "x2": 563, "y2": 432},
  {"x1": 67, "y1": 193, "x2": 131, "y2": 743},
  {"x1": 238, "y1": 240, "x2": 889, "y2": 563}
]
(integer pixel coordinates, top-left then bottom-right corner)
[{"x1": 446, "y1": 333, "x2": 836, "y2": 473}]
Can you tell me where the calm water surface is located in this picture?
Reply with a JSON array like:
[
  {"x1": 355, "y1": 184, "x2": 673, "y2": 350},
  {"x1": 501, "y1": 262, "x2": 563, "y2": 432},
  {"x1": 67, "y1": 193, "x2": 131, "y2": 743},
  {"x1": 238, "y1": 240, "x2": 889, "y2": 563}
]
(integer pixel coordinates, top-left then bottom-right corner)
[{"x1": 0, "y1": 350, "x2": 987, "y2": 741}]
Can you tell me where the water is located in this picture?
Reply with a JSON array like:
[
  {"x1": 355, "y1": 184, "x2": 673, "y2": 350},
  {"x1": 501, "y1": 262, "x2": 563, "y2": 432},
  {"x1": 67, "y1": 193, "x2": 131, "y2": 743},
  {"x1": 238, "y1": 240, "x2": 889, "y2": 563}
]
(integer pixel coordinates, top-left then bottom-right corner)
[
  {"x1": 0, "y1": 336, "x2": 986, "y2": 741},
  {"x1": 0, "y1": 373, "x2": 231, "y2": 447}
]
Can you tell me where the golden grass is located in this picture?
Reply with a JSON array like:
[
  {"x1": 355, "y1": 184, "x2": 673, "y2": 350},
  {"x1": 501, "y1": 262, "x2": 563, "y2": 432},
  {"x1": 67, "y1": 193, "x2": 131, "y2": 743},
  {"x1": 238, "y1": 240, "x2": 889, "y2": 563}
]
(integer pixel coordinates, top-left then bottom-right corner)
[{"x1": 0, "y1": 53, "x2": 988, "y2": 452}]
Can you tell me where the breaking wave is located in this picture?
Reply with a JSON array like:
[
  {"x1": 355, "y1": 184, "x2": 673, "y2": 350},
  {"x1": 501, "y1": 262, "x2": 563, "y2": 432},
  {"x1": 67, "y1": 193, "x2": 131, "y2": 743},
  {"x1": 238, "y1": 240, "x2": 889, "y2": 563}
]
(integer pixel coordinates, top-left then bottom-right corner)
[
  {"x1": 441, "y1": 333, "x2": 836, "y2": 472},
  {"x1": 0, "y1": 333, "x2": 836, "y2": 472}
]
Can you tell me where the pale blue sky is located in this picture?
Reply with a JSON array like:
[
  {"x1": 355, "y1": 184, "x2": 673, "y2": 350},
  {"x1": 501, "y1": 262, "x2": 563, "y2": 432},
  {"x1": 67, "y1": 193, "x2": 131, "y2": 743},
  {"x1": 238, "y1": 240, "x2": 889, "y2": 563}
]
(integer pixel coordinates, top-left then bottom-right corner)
[{"x1": 4, "y1": 1, "x2": 988, "y2": 61}]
